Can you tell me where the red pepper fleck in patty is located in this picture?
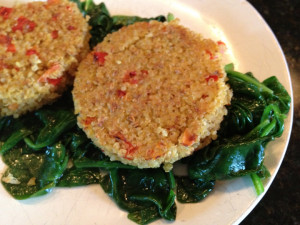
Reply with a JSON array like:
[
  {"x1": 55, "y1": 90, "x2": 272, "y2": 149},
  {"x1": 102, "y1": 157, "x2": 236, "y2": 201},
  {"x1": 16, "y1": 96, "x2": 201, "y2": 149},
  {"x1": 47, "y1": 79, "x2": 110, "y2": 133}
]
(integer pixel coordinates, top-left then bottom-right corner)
[
  {"x1": 93, "y1": 52, "x2": 108, "y2": 66},
  {"x1": 67, "y1": 25, "x2": 76, "y2": 30},
  {"x1": 0, "y1": 7, "x2": 13, "y2": 20},
  {"x1": 26, "y1": 48, "x2": 38, "y2": 56},
  {"x1": 117, "y1": 90, "x2": 127, "y2": 98},
  {"x1": 123, "y1": 71, "x2": 138, "y2": 84},
  {"x1": 46, "y1": 77, "x2": 63, "y2": 86},
  {"x1": 52, "y1": 13, "x2": 59, "y2": 21},
  {"x1": 66, "y1": 5, "x2": 72, "y2": 11},
  {"x1": 141, "y1": 70, "x2": 148, "y2": 75},
  {"x1": 52, "y1": 30, "x2": 59, "y2": 39},
  {"x1": 205, "y1": 75, "x2": 219, "y2": 82},
  {"x1": 181, "y1": 129, "x2": 197, "y2": 146},
  {"x1": 123, "y1": 70, "x2": 148, "y2": 84},
  {"x1": 129, "y1": 71, "x2": 136, "y2": 77},
  {"x1": 124, "y1": 144, "x2": 138, "y2": 160},
  {"x1": 12, "y1": 16, "x2": 36, "y2": 33},
  {"x1": 217, "y1": 41, "x2": 226, "y2": 46},
  {"x1": 217, "y1": 41, "x2": 227, "y2": 53},
  {"x1": 0, "y1": 34, "x2": 10, "y2": 45},
  {"x1": 113, "y1": 132, "x2": 138, "y2": 160},
  {"x1": 0, "y1": 34, "x2": 16, "y2": 53},
  {"x1": 7, "y1": 43, "x2": 16, "y2": 53},
  {"x1": 38, "y1": 64, "x2": 61, "y2": 84},
  {"x1": 0, "y1": 60, "x2": 7, "y2": 71},
  {"x1": 47, "y1": 0, "x2": 60, "y2": 4},
  {"x1": 205, "y1": 50, "x2": 214, "y2": 60},
  {"x1": 84, "y1": 116, "x2": 97, "y2": 126}
]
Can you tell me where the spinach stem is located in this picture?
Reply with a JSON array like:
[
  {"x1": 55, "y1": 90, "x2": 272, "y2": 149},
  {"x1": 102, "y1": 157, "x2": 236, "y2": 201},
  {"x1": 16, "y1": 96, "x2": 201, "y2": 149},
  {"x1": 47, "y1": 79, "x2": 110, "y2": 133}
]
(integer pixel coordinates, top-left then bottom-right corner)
[
  {"x1": 227, "y1": 70, "x2": 274, "y2": 95},
  {"x1": 84, "y1": 0, "x2": 93, "y2": 11},
  {"x1": 23, "y1": 137, "x2": 43, "y2": 150},
  {"x1": 250, "y1": 173, "x2": 264, "y2": 195},
  {"x1": 167, "y1": 171, "x2": 176, "y2": 191},
  {"x1": 0, "y1": 129, "x2": 32, "y2": 154},
  {"x1": 74, "y1": 159, "x2": 136, "y2": 169},
  {"x1": 167, "y1": 13, "x2": 175, "y2": 22},
  {"x1": 261, "y1": 119, "x2": 276, "y2": 137},
  {"x1": 244, "y1": 119, "x2": 270, "y2": 140}
]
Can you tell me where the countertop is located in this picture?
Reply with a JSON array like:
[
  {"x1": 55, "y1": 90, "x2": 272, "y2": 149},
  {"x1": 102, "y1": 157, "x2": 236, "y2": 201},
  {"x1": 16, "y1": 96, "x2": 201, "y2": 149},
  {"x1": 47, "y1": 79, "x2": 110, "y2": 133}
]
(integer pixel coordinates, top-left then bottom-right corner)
[{"x1": 242, "y1": 1, "x2": 300, "y2": 224}]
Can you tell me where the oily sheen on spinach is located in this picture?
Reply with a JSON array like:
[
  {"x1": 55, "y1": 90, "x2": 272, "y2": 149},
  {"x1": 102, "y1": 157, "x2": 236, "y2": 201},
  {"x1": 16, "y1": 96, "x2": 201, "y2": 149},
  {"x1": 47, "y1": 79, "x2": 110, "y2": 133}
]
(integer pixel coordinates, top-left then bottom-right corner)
[
  {"x1": 0, "y1": 92, "x2": 177, "y2": 223},
  {"x1": 179, "y1": 64, "x2": 290, "y2": 198},
  {"x1": 0, "y1": 1, "x2": 291, "y2": 225}
]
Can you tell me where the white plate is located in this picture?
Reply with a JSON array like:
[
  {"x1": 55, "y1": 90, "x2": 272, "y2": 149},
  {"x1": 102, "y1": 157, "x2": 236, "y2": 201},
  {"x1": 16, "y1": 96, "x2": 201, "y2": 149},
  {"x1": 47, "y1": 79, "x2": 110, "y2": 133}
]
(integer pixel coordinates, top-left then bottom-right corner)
[{"x1": 0, "y1": 0, "x2": 294, "y2": 225}]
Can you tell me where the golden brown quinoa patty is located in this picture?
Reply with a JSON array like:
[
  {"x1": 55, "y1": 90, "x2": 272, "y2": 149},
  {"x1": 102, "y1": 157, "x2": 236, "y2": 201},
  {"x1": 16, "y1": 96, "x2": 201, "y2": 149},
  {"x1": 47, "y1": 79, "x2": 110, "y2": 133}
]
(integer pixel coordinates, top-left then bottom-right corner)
[
  {"x1": 0, "y1": 0, "x2": 90, "y2": 118},
  {"x1": 73, "y1": 20, "x2": 232, "y2": 170}
]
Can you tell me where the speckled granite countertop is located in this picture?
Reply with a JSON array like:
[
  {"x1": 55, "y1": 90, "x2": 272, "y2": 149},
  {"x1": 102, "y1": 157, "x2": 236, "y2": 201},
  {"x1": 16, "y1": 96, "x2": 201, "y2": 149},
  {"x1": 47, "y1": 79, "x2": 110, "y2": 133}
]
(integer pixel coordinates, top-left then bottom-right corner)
[{"x1": 241, "y1": 1, "x2": 299, "y2": 224}]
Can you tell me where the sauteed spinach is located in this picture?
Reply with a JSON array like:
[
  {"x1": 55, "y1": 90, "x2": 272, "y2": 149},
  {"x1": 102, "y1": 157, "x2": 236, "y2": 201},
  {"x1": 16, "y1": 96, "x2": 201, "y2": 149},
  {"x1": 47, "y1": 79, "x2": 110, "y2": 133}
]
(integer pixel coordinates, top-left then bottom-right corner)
[
  {"x1": 71, "y1": 0, "x2": 168, "y2": 48},
  {"x1": 0, "y1": 1, "x2": 291, "y2": 224}
]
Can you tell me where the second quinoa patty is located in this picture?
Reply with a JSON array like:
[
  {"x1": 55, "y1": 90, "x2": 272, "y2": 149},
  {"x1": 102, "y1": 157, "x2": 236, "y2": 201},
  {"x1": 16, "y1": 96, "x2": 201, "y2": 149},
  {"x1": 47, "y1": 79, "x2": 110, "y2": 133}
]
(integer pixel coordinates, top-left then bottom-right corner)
[
  {"x1": 73, "y1": 20, "x2": 232, "y2": 170},
  {"x1": 0, "y1": 0, "x2": 90, "y2": 118}
]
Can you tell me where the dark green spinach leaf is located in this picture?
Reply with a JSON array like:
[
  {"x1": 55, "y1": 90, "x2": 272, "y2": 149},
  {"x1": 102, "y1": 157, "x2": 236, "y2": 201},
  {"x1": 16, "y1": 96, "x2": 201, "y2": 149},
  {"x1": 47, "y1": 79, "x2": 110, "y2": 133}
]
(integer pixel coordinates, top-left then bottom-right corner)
[
  {"x1": 100, "y1": 168, "x2": 176, "y2": 224},
  {"x1": 57, "y1": 168, "x2": 101, "y2": 187},
  {"x1": 24, "y1": 109, "x2": 76, "y2": 150},
  {"x1": 72, "y1": 0, "x2": 167, "y2": 48},
  {"x1": 1, "y1": 143, "x2": 67, "y2": 200},
  {"x1": 176, "y1": 176, "x2": 215, "y2": 203},
  {"x1": 185, "y1": 64, "x2": 290, "y2": 196}
]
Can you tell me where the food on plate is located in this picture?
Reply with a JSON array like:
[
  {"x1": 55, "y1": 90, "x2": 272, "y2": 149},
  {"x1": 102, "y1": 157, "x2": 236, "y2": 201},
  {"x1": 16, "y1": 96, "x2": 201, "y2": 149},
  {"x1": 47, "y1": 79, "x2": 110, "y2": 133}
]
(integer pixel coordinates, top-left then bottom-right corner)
[
  {"x1": 0, "y1": 1, "x2": 291, "y2": 225},
  {"x1": 0, "y1": 0, "x2": 90, "y2": 118},
  {"x1": 73, "y1": 20, "x2": 232, "y2": 170}
]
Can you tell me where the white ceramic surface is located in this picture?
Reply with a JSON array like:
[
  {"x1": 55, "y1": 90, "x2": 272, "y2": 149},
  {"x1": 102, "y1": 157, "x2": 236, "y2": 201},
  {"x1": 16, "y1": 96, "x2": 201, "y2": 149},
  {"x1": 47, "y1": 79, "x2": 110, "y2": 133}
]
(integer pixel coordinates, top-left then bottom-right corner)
[{"x1": 0, "y1": 0, "x2": 293, "y2": 225}]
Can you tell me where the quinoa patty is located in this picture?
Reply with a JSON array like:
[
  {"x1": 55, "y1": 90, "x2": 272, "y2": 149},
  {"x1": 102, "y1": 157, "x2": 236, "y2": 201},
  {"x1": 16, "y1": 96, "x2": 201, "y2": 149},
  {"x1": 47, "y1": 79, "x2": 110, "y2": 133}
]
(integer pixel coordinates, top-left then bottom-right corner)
[
  {"x1": 0, "y1": 0, "x2": 90, "y2": 117},
  {"x1": 73, "y1": 20, "x2": 232, "y2": 170}
]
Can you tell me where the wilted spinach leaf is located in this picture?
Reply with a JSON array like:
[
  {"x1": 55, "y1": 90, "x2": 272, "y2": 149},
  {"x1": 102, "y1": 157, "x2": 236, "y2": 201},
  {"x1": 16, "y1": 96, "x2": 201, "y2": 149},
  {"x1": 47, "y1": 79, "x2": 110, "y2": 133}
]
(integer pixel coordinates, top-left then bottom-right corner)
[
  {"x1": 185, "y1": 64, "x2": 290, "y2": 195},
  {"x1": 1, "y1": 142, "x2": 67, "y2": 200},
  {"x1": 176, "y1": 176, "x2": 215, "y2": 203},
  {"x1": 100, "y1": 168, "x2": 176, "y2": 224},
  {"x1": 24, "y1": 109, "x2": 76, "y2": 150},
  {"x1": 57, "y1": 168, "x2": 101, "y2": 187},
  {"x1": 71, "y1": 0, "x2": 168, "y2": 48},
  {"x1": 188, "y1": 136, "x2": 271, "y2": 180}
]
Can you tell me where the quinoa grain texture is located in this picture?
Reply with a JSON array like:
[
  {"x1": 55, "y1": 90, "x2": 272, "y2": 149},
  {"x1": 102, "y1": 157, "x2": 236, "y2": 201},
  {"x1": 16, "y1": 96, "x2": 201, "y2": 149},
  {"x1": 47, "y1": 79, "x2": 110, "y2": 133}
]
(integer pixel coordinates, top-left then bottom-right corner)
[
  {"x1": 73, "y1": 20, "x2": 232, "y2": 170},
  {"x1": 0, "y1": 0, "x2": 90, "y2": 117}
]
